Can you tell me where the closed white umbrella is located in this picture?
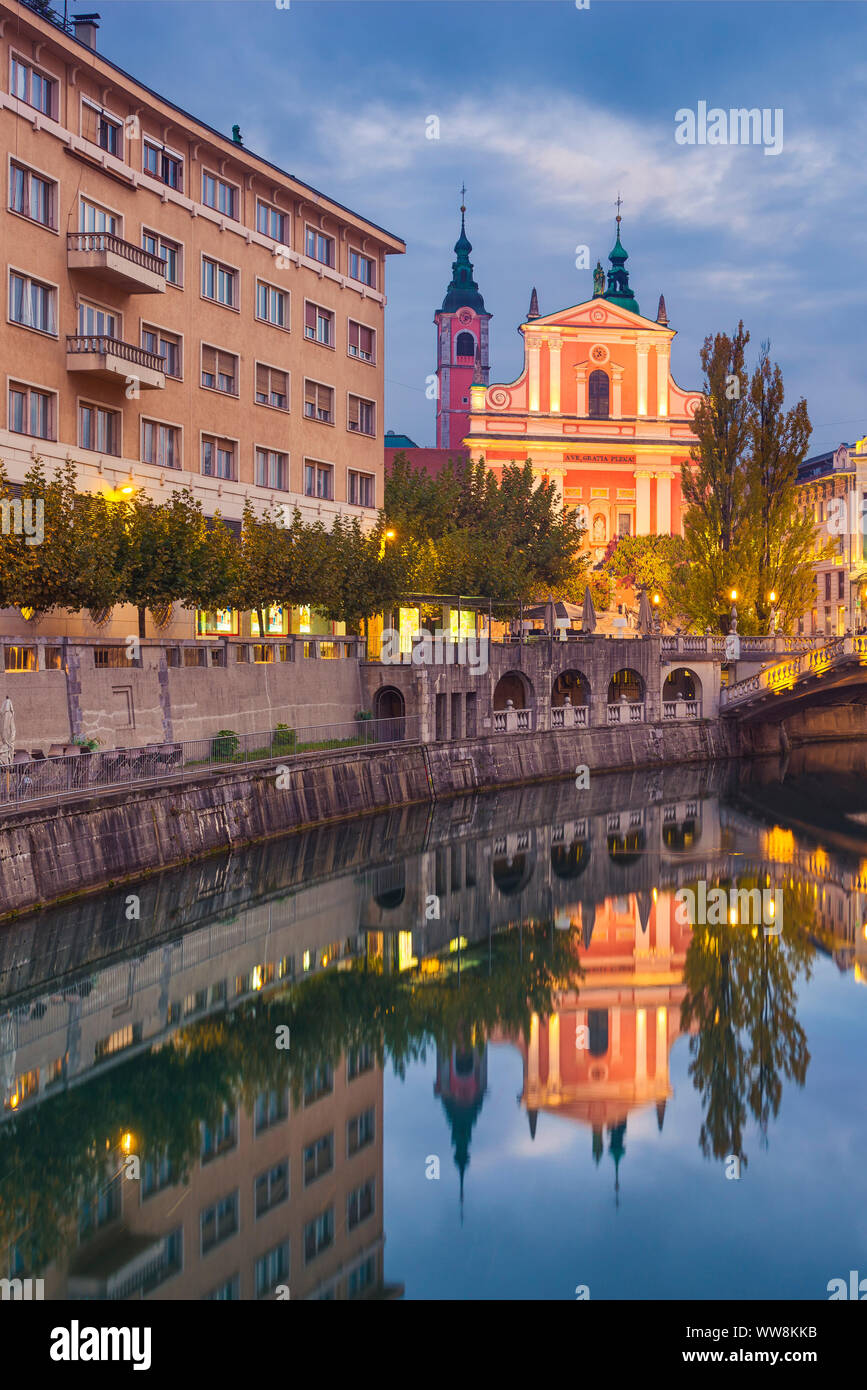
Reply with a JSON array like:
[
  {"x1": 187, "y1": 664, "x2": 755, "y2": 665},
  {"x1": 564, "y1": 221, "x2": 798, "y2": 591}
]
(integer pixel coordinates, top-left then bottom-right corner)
[
  {"x1": 638, "y1": 589, "x2": 653, "y2": 635},
  {"x1": 581, "y1": 586, "x2": 597, "y2": 634}
]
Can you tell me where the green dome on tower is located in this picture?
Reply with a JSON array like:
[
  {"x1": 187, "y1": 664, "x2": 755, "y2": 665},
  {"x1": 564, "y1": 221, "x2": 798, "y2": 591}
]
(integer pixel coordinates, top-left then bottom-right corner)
[
  {"x1": 603, "y1": 205, "x2": 640, "y2": 316},
  {"x1": 441, "y1": 205, "x2": 487, "y2": 314}
]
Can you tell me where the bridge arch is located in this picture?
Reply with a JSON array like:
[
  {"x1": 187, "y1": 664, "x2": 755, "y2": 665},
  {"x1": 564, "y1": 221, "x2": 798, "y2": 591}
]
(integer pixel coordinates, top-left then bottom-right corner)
[
  {"x1": 493, "y1": 670, "x2": 534, "y2": 710},
  {"x1": 607, "y1": 668, "x2": 645, "y2": 704},
  {"x1": 492, "y1": 851, "x2": 535, "y2": 896},
  {"x1": 552, "y1": 669, "x2": 590, "y2": 706},
  {"x1": 551, "y1": 837, "x2": 590, "y2": 879},
  {"x1": 663, "y1": 667, "x2": 702, "y2": 702}
]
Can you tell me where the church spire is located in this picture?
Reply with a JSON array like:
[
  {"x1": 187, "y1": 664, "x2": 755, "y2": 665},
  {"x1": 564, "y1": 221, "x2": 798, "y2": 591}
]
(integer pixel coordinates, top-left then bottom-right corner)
[
  {"x1": 656, "y1": 293, "x2": 668, "y2": 325},
  {"x1": 603, "y1": 196, "x2": 640, "y2": 316},
  {"x1": 527, "y1": 286, "x2": 540, "y2": 320},
  {"x1": 441, "y1": 191, "x2": 487, "y2": 313}
]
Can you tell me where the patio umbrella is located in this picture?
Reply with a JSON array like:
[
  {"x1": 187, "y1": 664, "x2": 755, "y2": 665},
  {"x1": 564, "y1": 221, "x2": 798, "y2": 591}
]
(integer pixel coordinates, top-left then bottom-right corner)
[
  {"x1": 581, "y1": 586, "x2": 597, "y2": 634},
  {"x1": 637, "y1": 589, "x2": 653, "y2": 635},
  {"x1": 523, "y1": 599, "x2": 583, "y2": 623},
  {"x1": 545, "y1": 593, "x2": 556, "y2": 637},
  {"x1": 0, "y1": 697, "x2": 14, "y2": 799}
]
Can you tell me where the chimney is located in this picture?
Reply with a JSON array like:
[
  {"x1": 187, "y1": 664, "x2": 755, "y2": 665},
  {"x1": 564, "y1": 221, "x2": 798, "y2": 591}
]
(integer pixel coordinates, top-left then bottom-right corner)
[{"x1": 72, "y1": 13, "x2": 100, "y2": 50}]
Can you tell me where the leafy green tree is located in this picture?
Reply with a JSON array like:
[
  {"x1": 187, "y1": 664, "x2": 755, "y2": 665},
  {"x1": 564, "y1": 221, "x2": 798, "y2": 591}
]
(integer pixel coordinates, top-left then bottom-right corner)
[
  {"x1": 603, "y1": 534, "x2": 688, "y2": 622},
  {"x1": 117, "y1": 487, "x2": 205, "y2": 639}
]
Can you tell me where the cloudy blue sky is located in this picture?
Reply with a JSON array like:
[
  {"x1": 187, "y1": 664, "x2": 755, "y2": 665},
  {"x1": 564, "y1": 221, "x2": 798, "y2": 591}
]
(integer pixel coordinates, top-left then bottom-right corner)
[{"x1": 92, "y1": 0, "x2": 865, "y2": 449}]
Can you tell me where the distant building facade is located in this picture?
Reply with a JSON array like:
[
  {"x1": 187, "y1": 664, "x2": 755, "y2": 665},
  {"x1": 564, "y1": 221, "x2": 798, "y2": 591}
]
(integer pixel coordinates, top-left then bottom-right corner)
[{"x1": 795, "y1": 438, "x2": 867, "y2": 635}]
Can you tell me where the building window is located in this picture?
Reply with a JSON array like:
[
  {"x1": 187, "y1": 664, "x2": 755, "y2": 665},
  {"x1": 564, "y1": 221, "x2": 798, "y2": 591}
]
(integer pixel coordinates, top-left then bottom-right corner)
[
  {"x1": 142, "y1": 230, "x2": 181, "y2": 285},
  {"x1": 143, "y1": 140, "x2": 183, "y2": 190},
  {"x1": 200, "y1": 1191, "x2": 238, "y2": 1254},
  {"x1": 255, "y1": 362, "x2": 289, "y2": 410},
  {"x1": 303, "y1": 1207, "x2": 334, "y2": 1264},
  {"x1": 10, "y1": 54, "x2": 56, "y2": 117},
  {"x1": 202, "y1": 170, "x2": 238, "y2": 219},
  {"x1": 347, "y1": 1106, "x2": 375, "y2": 1157},
  {"x1": 303, "y1": 1061, "x2": 334, "y2": 1105},
  {"x1": 455, "y1": 330, "x2": 475, "y2": 358},
  {"x1": 305, "y1": 301, "x2": 333, "y2": 346},
  {"x1": 347, "y1": 1178, "x2": 375, "y2": 1230},
  {"x1": 254, "y1": 1087, "x2": 289, "y2": 1135},
  {"x1": 348, "y1": 470, "x2": 375, "y2": 508},
  {"x1": 304, "y1": 460, "x2": 333, "y2": 501},
  {"x1": 349, "y1": 248, "x2": 376, "y2": 288},
  {"x1": 348, "y1": 395, "x2": 375, "y2": 437},
  {"x1": 257, "y1": 199, "x2": 287, "y2": 243},
  {"x1": 207, "y1": 1275, "x2": 240, "y2": 1301},
  {"x1": 78, "y1": 299, "x2": 119, "y2": 339},
  {"x1": 256, "y1": 1242, "x2": 289, "y2": 1298},
  {"x1": 256, "y1": 279, "x2": 288, "y2": 329},
  {"x1": 304, "y1": 380, "x2": 333, "y2": 424},
  {"x1": 838, "y1": 570, "x2": 845, "y2": 599},
  {"x1": 9, "y1": 382, "x2": 53, "y2": 440},
  {"x1": 9, "y1": 162, "x2": 55, "y2": 229},
  {"x1": 255, "y1": 1161, "x2": 289, "y2": 1217},
  {"x1": 305, "y1": 227, "x2": 335, "y2": 267},
  {"x1": 588, "y1": 369, "x2": 610, "y2": 418},
  {"x1": 824, "y1": 572, "x2": 832, "y2": 601},
  {"x1": 202, "y1": 256, "x2": 237, "y2": 308},
  {"x1": 94, "y1": 1022, "x2": 141, "y2": 1059},
  {"x1": 141, "y1": 419, "x2": 181, "y2": 469},
  {"x1": 303, "y1": 1132, "x2": 334, "y2": 1185},
  {"x1": 202, "y1": 435, "x2": 236, "y2": 480},
  {"x1": 201, "y1": 1106, "x2": 237, "y2": 1163},
  {"x1": 347, "y1": 1255, "x2": 377, "y2": 1299},
  {"x1": 255, "y1": 448, "x2": 288, "y2": 490},
  {"x1": 142, "y1": 1152, "x2": 176, "y2": 1199},
  {"x1": 79, "y1": 197, "x2": 121, "y2": 238},
  {"x1": 348, "y1": 320, "x2": 375, "y2": 362},
  {"x1": 201, "y1": 344, "x2": 238, "y2": 395},
  {"x1": 347, "y1": 1043, "x2": 373, "y2": 1080},
  {"x1": 82, "y1": 100, "x2": 122, "y2": 156},
  {"x1": 79, "y1": 403, "x2": 120, "y2": 455},
  {"x1": 617, "y1": 512, "x2": 631, "y2": 537},
  {"x1": 142, "y1": 325, "x2": 181, "y2": 378},
  {"x1": 9, "y1": 271, "x2": 56, "y2": 335}
]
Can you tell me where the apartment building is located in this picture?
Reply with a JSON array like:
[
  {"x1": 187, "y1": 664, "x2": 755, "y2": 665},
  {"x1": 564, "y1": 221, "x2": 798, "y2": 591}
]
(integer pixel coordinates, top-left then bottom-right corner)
[
  {"x1": 795, "y1": 438, "x2": 867, "y2": 635},
  {"x1": 0, "y1": 2, "x2": 404, "y2": 639}
]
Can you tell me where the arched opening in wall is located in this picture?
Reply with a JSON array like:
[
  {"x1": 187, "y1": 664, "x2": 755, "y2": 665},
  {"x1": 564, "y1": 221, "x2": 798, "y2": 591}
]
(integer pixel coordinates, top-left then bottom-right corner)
[
  {"x1": 588, "y1": 1009, "x2": 609, "y2": 1057},
  {"x1": 492, "y1": 852, "x2": 535, "y2": 896},
  {"x1": 371, "y1": 860, "x2": 405, "y2": 910},
  {"x1": 373, "y1": 685, "x2": 406, "y2": 741},
  {"x1": 608, "y1": 668, "x2": 645, "y2": 704},
  {"x1": 493, "y1": 671, "x2": 532, "y2": 710},
  {"x1": 455, "y1": 331, "x2": 475, "y2": 359},
  {"x1": 607, "y1": 829, "x2": 646, "y2": 864},
  {"x1": 374, "y1": 885, "x2": 405, "y2": 910},
  {"x1": 662, "y1": 817, "x2": 702, "y2": 851},
  {"x1": 551, "y1": 839, "x2": 590, "y2": 879},
  {"x1": 588, "y1": 369, "x2": 610, "y2": 418},
  {"x1": 663, "y1": 668, "x2": 701, "y2": 702},
  {"x1": 552, "y1": 670, "x2": 590, "y2": 707}
]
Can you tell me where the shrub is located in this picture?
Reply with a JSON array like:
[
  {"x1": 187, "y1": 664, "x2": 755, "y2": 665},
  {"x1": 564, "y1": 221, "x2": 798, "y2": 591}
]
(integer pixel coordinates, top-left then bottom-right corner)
[
  {"x1": 211, "y1": 728, "x2": 240, "y2": 760},
  {"x1": 273, "y1": 724, "x2": 295, "y2": 753}
]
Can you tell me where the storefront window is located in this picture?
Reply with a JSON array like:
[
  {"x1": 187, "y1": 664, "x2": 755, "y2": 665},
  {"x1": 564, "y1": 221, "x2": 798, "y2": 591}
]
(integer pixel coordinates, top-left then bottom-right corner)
[{"x1": 196, "y1": 609, "x2": 238, "y2": 636}]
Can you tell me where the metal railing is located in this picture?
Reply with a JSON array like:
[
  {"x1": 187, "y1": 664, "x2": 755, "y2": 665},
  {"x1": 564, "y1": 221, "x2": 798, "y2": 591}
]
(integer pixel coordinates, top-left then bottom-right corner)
[
  {"x1": 67, "y1": 231, "x2": 167, "y2": 278},
  {"x1": 0, "y1": 715, "x2": 419, "y2": 814}
]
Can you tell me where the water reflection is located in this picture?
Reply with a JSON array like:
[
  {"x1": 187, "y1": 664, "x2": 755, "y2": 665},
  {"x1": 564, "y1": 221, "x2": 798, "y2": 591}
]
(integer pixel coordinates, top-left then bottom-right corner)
[{"x1": 2, "y1": 750, "x2": 867, "y2": 1299}]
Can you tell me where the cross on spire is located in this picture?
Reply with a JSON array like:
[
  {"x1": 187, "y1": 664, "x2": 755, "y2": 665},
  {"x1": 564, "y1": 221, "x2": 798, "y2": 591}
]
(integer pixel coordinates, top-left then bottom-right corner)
[
  {"x1": 460, "y1": 182, "x2": 467, "y2": 213},
  {"x1": 615, "y1": 192, "x2": 623, "y2": 225}
]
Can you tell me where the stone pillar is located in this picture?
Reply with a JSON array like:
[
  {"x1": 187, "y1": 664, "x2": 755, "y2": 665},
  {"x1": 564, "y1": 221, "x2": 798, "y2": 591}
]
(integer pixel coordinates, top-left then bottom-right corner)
[
  {"x1": 636, "y1": 470, "x2": 652, "y2": 535},
  {"x1": 548, "y1": 338, "x2": 561, "y2": 414},
  {"x1": 528, "y1": 1011, "x2": 540, "y2": 1090},
  {"x1": 548, "y1": 1013, "x2": 560, "y2": 1094},
  {"x1": 655, "y1": 1005, "x2": 668, "y2": 1083},
  {"x1": 655, "y1": 472, "x2": 672, "y2": 535},
  {"x1": 611, "y1": 363, "x2": 624, "y2": 417},
  {"x1": 635, "y1": 1006, "x2": 647, "y2": 1085},
  {"x1": 575, "y1": 365, "x2": 587, "y2": 416},
  {"x1": 636, "y1": 339, "x2": 650, "y2": 417},
  {"x1": 656, "y1": 342, "x2": 670, "y2": 417},
  {"x1": 527, "y1": 334, "x2": 542, "y2": 413},
  {"x1": 655, "y1": 891, "x2": 671, "y2": 955}
]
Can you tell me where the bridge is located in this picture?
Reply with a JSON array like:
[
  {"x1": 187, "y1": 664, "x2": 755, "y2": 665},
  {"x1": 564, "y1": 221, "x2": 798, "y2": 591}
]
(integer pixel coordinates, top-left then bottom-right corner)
[{"x1": 720, "y1": 634, "x2": 867, "y2": 721}]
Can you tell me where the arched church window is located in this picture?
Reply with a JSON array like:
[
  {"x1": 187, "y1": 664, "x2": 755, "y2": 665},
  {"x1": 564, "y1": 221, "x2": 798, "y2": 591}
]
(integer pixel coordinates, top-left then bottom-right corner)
[
  {"x1": 588, "y1": 369, "x2": 610, "y2": 418},
  {"x1": 455, "y1": 331, "x2": 475, "y2": 358}
]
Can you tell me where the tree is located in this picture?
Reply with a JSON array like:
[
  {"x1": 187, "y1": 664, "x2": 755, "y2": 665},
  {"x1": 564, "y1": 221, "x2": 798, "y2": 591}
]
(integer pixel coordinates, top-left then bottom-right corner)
[
  {"x1": 745, "y1": 343, "x2": 819, "y2": 630},
  {"x1": 117, "y1": 488, "x2": 204, "y2": 639},
  {"x1": 603, "y1": 533, "x2": 688, "y2": 622}
]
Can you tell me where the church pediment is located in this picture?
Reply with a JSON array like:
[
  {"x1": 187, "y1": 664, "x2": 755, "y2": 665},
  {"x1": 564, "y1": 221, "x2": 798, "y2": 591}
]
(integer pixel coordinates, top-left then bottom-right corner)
[{"x1": 526, "y1": 299, "x2": 672, "y2": 335}]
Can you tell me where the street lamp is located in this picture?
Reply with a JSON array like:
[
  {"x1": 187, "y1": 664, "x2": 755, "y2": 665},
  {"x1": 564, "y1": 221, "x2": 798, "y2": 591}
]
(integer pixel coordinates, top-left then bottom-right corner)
[
  {"x1": 728, "y1": 588, "x2": 739, "y2": 634},
  {"x1": 768, "y1": 590, "x2": 778, "y2": 635}
]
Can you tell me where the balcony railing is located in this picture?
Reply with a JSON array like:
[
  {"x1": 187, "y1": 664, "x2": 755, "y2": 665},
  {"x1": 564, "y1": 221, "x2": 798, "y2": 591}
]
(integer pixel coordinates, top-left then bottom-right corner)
[
  {"x1": 551, "y1": 704, "x2": 589, "y2": 728},
  {"x1": 663, "y1": 699, "x2": 700, "y2": 719},
  {"x1": 607, "y1": 701, "x2": 645, "y2": 724},
  {"x1": 68, "y1": 231, "x2": 166, "y2": 277},
  {"x1": 66, "y1": 335, "x2": 164, "y2": 373}
]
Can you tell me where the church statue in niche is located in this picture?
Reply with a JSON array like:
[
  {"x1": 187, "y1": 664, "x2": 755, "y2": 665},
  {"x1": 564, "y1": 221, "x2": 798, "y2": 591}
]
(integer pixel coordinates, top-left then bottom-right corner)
[
  {"x1": 592, "y1": 514, "x2": 606, "y2": 545},
  {"x1": 593, "y1": 261, "x2": 605, "y2": 297}
]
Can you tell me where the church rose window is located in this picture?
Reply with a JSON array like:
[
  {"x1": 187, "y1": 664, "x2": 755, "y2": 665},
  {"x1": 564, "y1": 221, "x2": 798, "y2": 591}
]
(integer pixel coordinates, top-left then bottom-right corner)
[
  {"x1": 588, "y1": 369, "x2": 610, "y2": 418},
  {"x1": 455, "y1": 331, "x2": 475, "y2": 358}
]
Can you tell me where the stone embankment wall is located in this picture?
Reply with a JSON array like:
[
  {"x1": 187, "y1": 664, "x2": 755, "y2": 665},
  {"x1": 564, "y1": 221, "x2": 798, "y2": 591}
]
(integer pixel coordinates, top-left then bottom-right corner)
[
  {"x1": 737, "y1": 702, "x2": 867, "y2": 754},
  {"x1": 0, "y1": 639, "x2": 363, "y2": 750},
  {"x1": 0, "y1": 719, "x2": 739, "y2": 919}
]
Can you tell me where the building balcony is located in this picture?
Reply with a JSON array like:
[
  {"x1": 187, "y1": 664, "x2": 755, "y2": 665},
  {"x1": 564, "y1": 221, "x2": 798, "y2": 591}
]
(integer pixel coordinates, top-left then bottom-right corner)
[
  {"x1": 66, "y1": 335, "x2": 165, "y2": 390},
  {"x1": 67, "y1": 232, "x2": 167, "y2": 295}
]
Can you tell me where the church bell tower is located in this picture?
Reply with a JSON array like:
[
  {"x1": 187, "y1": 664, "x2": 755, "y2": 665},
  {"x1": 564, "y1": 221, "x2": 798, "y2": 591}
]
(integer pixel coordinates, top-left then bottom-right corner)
[{"x1": 434, "y1": 196, "x2": 491, "y2": 449}]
